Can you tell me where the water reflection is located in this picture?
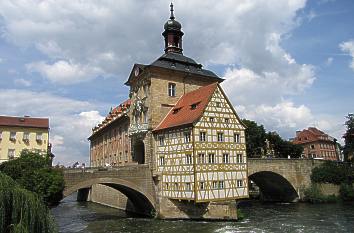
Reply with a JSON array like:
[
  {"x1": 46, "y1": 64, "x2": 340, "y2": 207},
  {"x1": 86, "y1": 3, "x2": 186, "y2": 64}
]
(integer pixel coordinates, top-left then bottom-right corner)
[{"x1": 52, "y1": 195, "x2": 354, "y2": 233}]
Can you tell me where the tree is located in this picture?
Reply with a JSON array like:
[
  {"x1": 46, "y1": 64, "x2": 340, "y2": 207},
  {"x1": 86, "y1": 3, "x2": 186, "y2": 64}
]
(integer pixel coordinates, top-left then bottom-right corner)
[
  {"x1": 266, "y1": 132, "x2": 303, "y2": 158},
  {"x1": 343, "y1": 113, "x2": 354, "y2": 162},
  {"x1": 242, "y1": 119, "x2": 266, "y2": 157},
  {"x1": 0, "y1": 150, "x2": 64, "y2": 205},
  {"x1": 0, "y1": 172, "x2": 57, "y2": 233}
]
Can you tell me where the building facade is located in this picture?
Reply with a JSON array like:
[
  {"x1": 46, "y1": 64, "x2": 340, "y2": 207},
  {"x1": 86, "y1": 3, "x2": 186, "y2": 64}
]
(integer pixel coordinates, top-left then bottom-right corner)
[
  {"x1": 292, "y1": 127, "x2": 339, "y2": 161},
  {"x1": 0, "y1": 115, "x2": 50, "y2": 164},
  {"x1": 88, "y1": 4, "x2": 248, "y2": 218}
]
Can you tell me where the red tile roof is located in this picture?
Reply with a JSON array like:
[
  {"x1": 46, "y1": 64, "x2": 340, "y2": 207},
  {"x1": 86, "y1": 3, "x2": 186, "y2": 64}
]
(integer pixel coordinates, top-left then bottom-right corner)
[
  {"x1": 154, "y1": 83, "x2": 218, "y2": 131},
  {"x1": 293, "y1": 127, "x2": 334, "y2": 144},
  {"x1": 0, "y1": 115, "x2": 49, "y2": 129}
]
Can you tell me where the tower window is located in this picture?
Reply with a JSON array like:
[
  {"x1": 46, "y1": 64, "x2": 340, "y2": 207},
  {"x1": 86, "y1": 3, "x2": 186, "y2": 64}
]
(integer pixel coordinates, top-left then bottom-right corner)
[{"x1": 168, "y1": 83, "x2": 176, "y2": 97}]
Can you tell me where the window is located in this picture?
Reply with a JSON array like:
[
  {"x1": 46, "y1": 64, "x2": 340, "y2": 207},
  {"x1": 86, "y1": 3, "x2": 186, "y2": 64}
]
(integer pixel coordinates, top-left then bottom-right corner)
[
  {"x1": 190, "y1": 103, "x2": 197, "y2": 109},
  {"x1": 223, "y1": 153, "x2": 229, "y2": 163},
  {"x1": 234, "y1": 133, "x2": 240, "y2": 143},
  {"x1": 8, "y1": 149, "x2": 15, "y2": 160},
  {"x1": 217, "y1": 132, "x2": 224, "y2": 142},
  {"x1": 125, "y1": 151, "x2": 128, "y2": 161},
  {"x1": 224, "y1": 118, "x2": 229, "y2": 123},
  {"x1": 185, "y1": 154, "x2": 192, "y2": 164},
  {"x1": 143, "y1": 110, "x2": 148, "y2": 123},
  {"x1": 159, "y1": 156, "x2": 165, "y2": 166},
  {"x1": 219, "y1": 181, "x2": 224, "y2": 189},
  {"x1": 200, "y1": 132, "x2": 206, "y2": 142},
  {"x1": 168, "y1": 83, "x2": 176, "y2": 97},
  {"x1": 159, "y1": 136, "x2": 165, "y2": 146},
  {"x1": 185, "y1": 183, "x2": 191, "y2": 191},
  {"x1": 174, "y1": 183, "x2": 179, "y2": 190},
  {"x1": 36, "y1": 133, "x2": 42, "y2": 141},
  {"x1": 208, "y1": 153, "x2": 215, "y2": 164},
  {"x1": 310, "y1": 144, "x2": 315, "y2": 149},
  {"x1": 10, "y1": 132, "x2": 16, "y2": 141},
  {"x1": 198, "y1": 153, "x2": 205, "y2": 164},
  {"x1": 209, "y1": 117, "x2": 215, "y2": 122},
  {"x1": 212, "y1": 181, "x2": 218, "y2": 189},
  {"x1": 184, "y1": 132, "x2": 191, "y2": 143},
  {"x1": 200, "y1": 182, "x2": 205, "y2": 190},
  {"x1": 165, "y1": 183, "x2": 169, "y2": 190},
  {"x1": 22, "y1": 132, "x2": 29, "y2": 141},
  {"x1": 237, "y1": 154, "x2": 243, "y2": 163},
  {"x1": 216, "y1": 102, "x2": 221, "y2": 107},
  {"x1": 237, "y1": 179, "x2": 243, "y2": 188}
]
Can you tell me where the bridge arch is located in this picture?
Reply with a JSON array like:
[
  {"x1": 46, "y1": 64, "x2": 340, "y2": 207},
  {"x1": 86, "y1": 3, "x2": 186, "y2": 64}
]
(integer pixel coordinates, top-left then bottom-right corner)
[
  {"x1": 63, "y1": 177, "x2": 155, "y2": 216},
  {"x1": 249, "y1": 171, "x2": 299, "y2": 202}
]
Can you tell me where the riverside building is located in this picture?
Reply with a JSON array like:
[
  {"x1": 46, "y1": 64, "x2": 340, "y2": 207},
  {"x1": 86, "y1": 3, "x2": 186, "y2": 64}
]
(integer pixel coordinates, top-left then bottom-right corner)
[
  {"x1": 0, "y1": 115, "x2": 50, "y2": 163},
  {"x1": 88, "y1": 3, "x2": 248, "y2": 219}
]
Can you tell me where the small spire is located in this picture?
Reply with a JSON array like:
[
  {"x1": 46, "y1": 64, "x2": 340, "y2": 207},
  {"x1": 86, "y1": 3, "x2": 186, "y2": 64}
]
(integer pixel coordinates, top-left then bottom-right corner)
[{"x1": 170, "y1": 2, "x2": 175, "y2": 20}]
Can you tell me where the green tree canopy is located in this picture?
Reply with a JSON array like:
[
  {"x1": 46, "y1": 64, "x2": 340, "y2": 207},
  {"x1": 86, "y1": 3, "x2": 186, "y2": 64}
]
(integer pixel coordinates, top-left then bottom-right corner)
[
  {"x1": 242, "y1": 119, "x2": 266, "y2": 157},
  {"x1": 0, "y1": 150, "x2": 64, "y2": 205},
  {"x1": 242, "y1": 119, "x2": 303, "y2": 158},
  {"x1": 344, "y1": 113, "x2": 354, "y2": 162},
  {"x1": 0, "y1": 172, "x2": 57, "y2": 233}
]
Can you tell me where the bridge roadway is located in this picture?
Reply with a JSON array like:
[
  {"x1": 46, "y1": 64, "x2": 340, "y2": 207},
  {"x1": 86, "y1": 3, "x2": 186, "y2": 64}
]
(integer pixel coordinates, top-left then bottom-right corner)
[{"x1": 63, "y1": 158, "x2": 326, "y2": 214}]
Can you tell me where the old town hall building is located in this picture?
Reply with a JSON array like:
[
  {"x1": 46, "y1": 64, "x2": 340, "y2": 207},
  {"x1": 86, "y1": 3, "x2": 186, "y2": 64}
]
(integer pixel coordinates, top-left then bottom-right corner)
[{"x1": 89, "y1": 4, "x2": 248, "y2": 218}]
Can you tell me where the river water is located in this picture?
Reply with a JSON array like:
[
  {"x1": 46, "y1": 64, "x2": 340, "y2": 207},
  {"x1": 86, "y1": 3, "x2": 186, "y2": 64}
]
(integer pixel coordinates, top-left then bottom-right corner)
[{"x1": 52, "y1": 195, "x2": 354, "y2": 233}]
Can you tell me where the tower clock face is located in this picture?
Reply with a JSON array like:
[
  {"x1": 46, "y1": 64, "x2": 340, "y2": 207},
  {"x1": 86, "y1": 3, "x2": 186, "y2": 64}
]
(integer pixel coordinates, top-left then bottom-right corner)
[{"x1": 134, "y1": 67, "x2": 139, "y2": 77}]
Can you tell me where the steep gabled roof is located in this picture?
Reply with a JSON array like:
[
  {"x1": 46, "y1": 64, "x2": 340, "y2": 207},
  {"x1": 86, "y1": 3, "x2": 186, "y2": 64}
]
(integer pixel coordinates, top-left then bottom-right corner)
[
  {"x1": 153, "y1": 83, "x2": 218, "y2": 132},
  {"x1": 0, "y1": 116, "x2": 49, "y2": 129}
]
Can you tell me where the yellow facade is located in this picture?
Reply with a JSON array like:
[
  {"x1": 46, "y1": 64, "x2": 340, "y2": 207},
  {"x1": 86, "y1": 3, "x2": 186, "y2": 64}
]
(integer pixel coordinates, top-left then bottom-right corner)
[{"x1": 0, "y1": 126, "x2": 49, "y2": 163}]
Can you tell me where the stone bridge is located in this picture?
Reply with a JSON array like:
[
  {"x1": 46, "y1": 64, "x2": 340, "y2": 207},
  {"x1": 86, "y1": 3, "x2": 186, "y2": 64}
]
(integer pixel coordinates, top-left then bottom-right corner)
[
  {"x1": 63, "y1": 164, "x2": 156, "y2": 216},
  {"x1": 62, "y1": 159, "x2": 325, "y2": 214},
  {"x1": 247, "y1": 158, "x2": 325, "y2": 202}
]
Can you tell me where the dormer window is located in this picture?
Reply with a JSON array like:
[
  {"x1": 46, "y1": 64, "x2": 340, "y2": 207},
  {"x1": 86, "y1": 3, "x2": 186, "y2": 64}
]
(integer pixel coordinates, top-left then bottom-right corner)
[
  {"x1": 172, "y1": 107, "x2": 182, "y2": 114},
  {"x1": 190, "y1": 101, "x2": 200, "y2": 110},
  {"x1": 168, "y1": 83, "x2": 176, "y2": 97}
]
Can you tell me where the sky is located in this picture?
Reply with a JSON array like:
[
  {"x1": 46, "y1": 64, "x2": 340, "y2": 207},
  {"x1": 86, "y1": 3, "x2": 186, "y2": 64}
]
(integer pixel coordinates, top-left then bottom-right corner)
[{"x1": 0, "y1": 0, "x2": 353, "y2": 166}]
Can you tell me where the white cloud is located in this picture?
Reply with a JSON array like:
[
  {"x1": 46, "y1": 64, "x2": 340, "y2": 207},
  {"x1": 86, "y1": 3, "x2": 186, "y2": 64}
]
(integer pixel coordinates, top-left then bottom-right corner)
[
  {"x1": 326, "y1": 57, "x2": 333, "y2": 66},
  {"x1": 0, "y1": 89, "x2": 104, "y2": 165},
  {"x1": 340, "y1": 40, "x2": 354, "y2": 71},
  {"x1": 26, "y1": 60, "x2": 104, "y2": 84},
  {"x1": 14, "y1": 78, "x2": 32, "y2": 87}
]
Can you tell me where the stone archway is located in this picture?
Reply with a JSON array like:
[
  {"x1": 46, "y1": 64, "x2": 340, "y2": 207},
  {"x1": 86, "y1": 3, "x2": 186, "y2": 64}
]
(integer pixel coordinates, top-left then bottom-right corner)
[
  {"x1": 249, "y1": 171, "x2": 299, "y2": 202},
  {"x1": 63, "y1": 177, "x2": 155, "y2": 216},
  {"x1": 133, "y1": 140, "x2": 145, "y2": 164}
]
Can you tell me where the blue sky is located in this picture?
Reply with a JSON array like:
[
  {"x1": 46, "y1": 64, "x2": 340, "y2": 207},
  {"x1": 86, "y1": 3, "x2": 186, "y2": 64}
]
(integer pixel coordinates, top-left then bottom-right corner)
[{"x1": 0, "y1": 0, "x2": 353, "y2": 165}]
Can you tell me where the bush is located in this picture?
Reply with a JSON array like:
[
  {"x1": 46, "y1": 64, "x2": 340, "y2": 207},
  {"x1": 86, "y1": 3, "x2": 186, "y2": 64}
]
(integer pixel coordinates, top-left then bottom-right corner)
[
  {"x1": 303, "y1": 184, "x2": 338, "y2": 204},
  {"x1": 0, "y1": 172, "x2": 57, "y2": 233},
  {"x1": 0, "y1": 150, "x2": 64, "y2": 205},
  {"x1": 340, "y1": 183, "x2": 354, "y2": 201},
  {"x1": 310, "y1": 161, "x2": 348, "y2": 185}
]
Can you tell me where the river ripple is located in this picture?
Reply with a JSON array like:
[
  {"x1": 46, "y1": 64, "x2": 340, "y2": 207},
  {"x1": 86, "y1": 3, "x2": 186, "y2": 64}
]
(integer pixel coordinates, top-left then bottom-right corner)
[{"x1": 52, "y1": 196, "x2": 354, "y2": 233}]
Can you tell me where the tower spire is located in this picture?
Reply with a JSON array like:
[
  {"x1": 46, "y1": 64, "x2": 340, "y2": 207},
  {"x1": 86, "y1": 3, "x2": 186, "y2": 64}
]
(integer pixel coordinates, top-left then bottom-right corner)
[
  {"x1": 162, "y1": 3, "x2": 184, "y2": 54},
  {"x1": 170, "y1": 2, "x2": 175, "y2": 20}
]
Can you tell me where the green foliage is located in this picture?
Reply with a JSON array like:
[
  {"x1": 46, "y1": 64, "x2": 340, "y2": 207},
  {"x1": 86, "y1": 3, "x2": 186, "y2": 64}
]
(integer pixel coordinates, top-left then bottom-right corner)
[
  {"x1": 344, "y1": 113, "x2": 354, "y2": 162},
  {"x1": 266, "y1": 132, "x2": 303, "y2": 158},
  {"x1": 0, "y1": 172, "x2": 57, "y2": 233},
  {"x1": 242, "y1": 119, "x2": 266, "y2": 157},
  {"x1": 242, "y1": 118, "x2": 303, "y2": 158},
  {"x1": 340, "y1": 183, "x2": 354, "y2": 201},
  {"x1": 310, "y1": 161, "x2": 350, "y2": 185},
  {"x1": 303, "y1": 184, "x2": 338, "y2": 204},
  {"x1": 0, "y1": 150, "x2": 64, "y2": 205}
]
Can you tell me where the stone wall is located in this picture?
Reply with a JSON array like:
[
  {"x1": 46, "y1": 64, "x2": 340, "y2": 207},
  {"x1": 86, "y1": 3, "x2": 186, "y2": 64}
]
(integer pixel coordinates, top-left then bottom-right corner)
[
  {"x1": 318, "y1": 183, "x2": 340, "y2": 196},
  {"x1": 88, "y1": 184, "x2": 132, "y2": 211},
  {"x1": 157, "y1": 197, "x2": 237, "y2": 220}
]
